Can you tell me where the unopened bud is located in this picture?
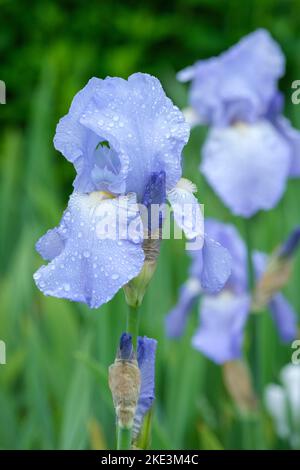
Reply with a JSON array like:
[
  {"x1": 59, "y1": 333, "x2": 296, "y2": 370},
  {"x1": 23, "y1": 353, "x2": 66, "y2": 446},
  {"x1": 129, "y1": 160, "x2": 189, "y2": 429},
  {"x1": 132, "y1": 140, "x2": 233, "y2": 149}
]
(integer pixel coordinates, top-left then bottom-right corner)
[
  {"x1": 223, "y1": 360, "x2": 257, "y2": 414},
  {"x1": 252, "y1": 256, "x2": 292, "y2": 311},
  {"x1": 109, "y1": 357, "x2": 141, "y2": 429}
]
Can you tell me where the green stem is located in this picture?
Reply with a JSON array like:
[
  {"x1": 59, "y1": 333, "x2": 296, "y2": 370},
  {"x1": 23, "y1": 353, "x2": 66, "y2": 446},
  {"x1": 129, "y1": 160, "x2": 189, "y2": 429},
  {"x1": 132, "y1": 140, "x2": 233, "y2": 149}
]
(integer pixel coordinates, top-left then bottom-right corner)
[
  {"x1": 126, "y1": 305, "x2": 140, "y2": 349},
  {"x1": 244, "y1": 218, "x2": 261, "y2": 395},
  {"x1": 117, "y1": 426, "x2": 132, "y2": 450},
  {"x1": 244, "y1": 218, "x2": 266, "y2": 449}
]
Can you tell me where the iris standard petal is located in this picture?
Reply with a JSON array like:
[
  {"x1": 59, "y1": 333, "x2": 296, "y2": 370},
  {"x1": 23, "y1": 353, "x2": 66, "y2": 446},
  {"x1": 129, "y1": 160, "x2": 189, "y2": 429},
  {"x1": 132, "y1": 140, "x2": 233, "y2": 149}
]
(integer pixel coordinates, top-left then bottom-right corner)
[
  {"x1": 192, "y1": 291, "x2": 250, "y2": 364},
  {"x1": 33, "y1": 192, "x2": 144, "y2": 308},
  {"x1": 133, "y1": 336, "x2": 157, "y2": 438},
  {"x1": 165, "y1": 278, "x2": 201, "y2": 338},
  {"x1": 80, "y1": 73, "x2": 190, "y2": 199},
  {"x1": 178, "y1": 29, "x2": 285, "y2": 125},
  {"x1": 53, "y1": 77, "x2": 127, "y2": 194},
  {"x1": 201, "y1": 121, "x2": 291, "y2": 217},
  {"x1": 269, "y1": 293, "x2": 298, "y2": 343}
]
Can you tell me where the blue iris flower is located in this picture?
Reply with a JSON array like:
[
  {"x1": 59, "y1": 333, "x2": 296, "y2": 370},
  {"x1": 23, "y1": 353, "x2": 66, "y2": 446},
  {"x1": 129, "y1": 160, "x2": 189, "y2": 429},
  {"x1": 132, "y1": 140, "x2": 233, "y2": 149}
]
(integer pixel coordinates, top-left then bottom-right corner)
[
  {"x1": 34, "y1": 73, "x2": 229, "y2": 308},
  {"x1": 166, "y1": 219, "x2": 298, "y2": 364},
  {"x1": 178, "y1": 29, "x2": 300, "y2": 217}
]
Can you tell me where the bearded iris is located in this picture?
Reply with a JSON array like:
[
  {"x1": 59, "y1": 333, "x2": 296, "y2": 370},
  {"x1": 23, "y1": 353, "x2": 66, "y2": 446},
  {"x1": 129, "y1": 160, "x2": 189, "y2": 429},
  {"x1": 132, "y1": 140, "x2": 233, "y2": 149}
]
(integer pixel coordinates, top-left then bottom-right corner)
[
  {"x1": 166, "y1": 220, "x2": 298, "y2": 364},
  {"x1": 178, "y1": 29, "x2": 300, "y2": 217},
  {"x1": 33, "y1": 73, "x2": 225, "y2": 307}
]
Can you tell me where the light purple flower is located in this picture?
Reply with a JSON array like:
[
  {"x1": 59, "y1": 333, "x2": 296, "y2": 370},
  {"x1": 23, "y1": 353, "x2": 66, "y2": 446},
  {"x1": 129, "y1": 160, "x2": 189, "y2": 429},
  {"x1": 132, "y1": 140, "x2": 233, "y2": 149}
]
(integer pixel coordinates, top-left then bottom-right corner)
[
  {"x1": 179, "y1": 29, "x2": 300, "y2": 217},
  {"x1": 166, "y1": 220, "x2": 298, "y2": 364},
  {"x1": 35, "y1": 73, "x2": 224, "y2": 308},
  {"x1": 177, "y1": 29, "x2": 284, "y2": 126},
  {"x1": 34, "y1": 75, "x2": 185, "y2": 306},
  {"x1": 192, "y1": 292, "x2": 250, "y2": 364}
]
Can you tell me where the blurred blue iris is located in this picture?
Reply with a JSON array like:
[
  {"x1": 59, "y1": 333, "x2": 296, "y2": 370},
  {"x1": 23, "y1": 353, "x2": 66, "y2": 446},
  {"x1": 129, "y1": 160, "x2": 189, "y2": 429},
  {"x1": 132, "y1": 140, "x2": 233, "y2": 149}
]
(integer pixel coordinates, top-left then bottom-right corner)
[
  {"x1": 166, "y1": 219, "x2": 298, "y2": 364},
  {"x1": 178, "y1": 29, "x2": 300, "y2": 217}
]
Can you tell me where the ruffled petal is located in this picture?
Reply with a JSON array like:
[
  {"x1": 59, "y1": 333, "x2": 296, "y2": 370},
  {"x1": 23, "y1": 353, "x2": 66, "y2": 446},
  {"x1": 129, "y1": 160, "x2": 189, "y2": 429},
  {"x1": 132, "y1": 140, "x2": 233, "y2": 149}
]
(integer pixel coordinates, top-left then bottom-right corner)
[
  {"x1": 165, "y1": 278, "x2": 201, "y2": 337},
  {"x1": 201, "y1": 121, "x2": 291, "y2": 217},
  {"x1": 269, "y1": 293, "x2": 298, "y2": 343},
  {"x1": 33, "y1": 192, "x2": 144, "y2": 308},
  {"x1": 167, "y1": 180, "x2": 204, "y2": 240},
  {"x1": 133, "y1": 336, "x2": 157, "y2": 438},
  {"x1": 178, "y1": 29, "x2": 285, "y2": 125},
  {"x1": 53, "y1": 78, "x2": 127, "y2": 194},
  {"x1": 192, "y1": 291, "x2": 250, "y2": 364},
  {"x1": 80, "y1": 73, "x2": 190, "y2": 199}
]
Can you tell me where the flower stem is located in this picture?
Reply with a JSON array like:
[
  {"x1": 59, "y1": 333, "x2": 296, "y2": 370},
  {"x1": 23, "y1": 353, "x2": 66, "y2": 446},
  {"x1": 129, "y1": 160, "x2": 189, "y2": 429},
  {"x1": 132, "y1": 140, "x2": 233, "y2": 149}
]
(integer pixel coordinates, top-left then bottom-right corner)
[
  {"x1": 117, "y1": 426, "x2": 132, "y2": 450},
  {"x1": 244, "y1": 218, "x2": 261, "y2": 395},
  {"x1": 126, "y1": 305, "x2": 140, "y2": 349}
]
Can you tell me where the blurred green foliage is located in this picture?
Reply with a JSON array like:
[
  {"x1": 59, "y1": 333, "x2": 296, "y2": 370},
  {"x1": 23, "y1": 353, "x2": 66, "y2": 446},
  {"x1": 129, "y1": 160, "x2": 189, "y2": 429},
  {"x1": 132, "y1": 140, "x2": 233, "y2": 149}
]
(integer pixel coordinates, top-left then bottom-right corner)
[{"x1": 0, "y1": 0, "x2": 300, "y2": 450}]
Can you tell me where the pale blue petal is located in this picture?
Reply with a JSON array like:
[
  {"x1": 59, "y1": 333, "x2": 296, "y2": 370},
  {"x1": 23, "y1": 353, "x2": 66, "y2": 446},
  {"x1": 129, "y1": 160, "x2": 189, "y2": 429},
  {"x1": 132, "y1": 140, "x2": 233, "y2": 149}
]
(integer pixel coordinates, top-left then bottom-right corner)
[
  {"x1": 269, "y1": 293, "x2": 298, "y2": 343},
  {"x1": 178, "y1": 29, "x2": 285, "y2": 125},
  {"x1": 133, "y1": 336, "x2": 157, "y2": 438},
  {"x1": 201, "y1": 121, "x2": 291, "y2": 217},
  {"x1": 36, "y1": 228, "x2": 65, "y2": 261},
  {"x1": 53, "y1": 77, "x2": 127, "y2": 194},
  {"x1": 190, "y1": 236, "x2": 232, "y2": 294},
  {"x1": 33, "y1": 192, "x2": 144, "y2": 308},
  {"x1": 165, "y1": 279, "x2": 201, "y2": 337},
  {"x1": 204, "y1": 219, "x2": 248, "y2": 293},
  {"x1": 275, "y1": 116, "x2": 300, "y2": 177},
  {"x1": 167, "y1": 186, "x2": 204, "y2": 239},
  {"x1": 192, "y1": 292, "x2": 250, "y2": 364},
  {"x1": 80, "y1": 73, "x2": 190, "y2": 199}
]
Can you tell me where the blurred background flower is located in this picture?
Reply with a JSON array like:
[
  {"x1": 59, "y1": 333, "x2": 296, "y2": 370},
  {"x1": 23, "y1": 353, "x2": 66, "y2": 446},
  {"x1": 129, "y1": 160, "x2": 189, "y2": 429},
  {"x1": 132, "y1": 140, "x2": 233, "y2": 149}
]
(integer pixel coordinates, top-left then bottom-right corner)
[
  {"x1": 0, "y1": 0, "x2": 300, "y2": 450},
  {"x1": 179, "y1": 29, "x2": 300, "y2": 217},
  {"x1": 264, "y1": 364, "x2": 300, "y2": 448}
]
